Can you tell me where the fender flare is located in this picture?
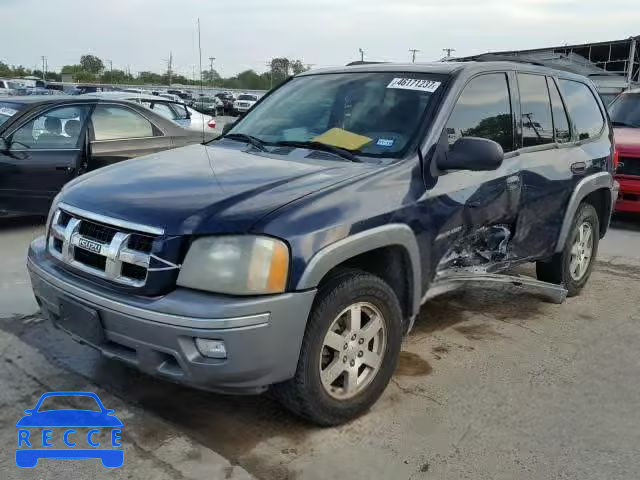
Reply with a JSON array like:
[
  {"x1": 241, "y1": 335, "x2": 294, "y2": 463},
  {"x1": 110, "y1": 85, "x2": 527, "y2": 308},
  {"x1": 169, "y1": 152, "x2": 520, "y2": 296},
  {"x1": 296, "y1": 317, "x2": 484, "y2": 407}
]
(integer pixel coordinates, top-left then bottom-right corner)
[
  {"x1": 555, "y1": 172, "x2": 614, "y2": 253},
  {"x1": 296, "y1": 224, "x2": 422, "y2": 317}
]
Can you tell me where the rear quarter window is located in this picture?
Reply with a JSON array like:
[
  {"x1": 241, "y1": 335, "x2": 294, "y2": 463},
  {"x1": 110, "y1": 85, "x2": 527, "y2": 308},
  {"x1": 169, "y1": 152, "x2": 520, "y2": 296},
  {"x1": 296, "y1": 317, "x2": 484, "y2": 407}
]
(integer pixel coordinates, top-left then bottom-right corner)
[{"x1": 558, "y1": 79, "x2": 604, "y2": 141}]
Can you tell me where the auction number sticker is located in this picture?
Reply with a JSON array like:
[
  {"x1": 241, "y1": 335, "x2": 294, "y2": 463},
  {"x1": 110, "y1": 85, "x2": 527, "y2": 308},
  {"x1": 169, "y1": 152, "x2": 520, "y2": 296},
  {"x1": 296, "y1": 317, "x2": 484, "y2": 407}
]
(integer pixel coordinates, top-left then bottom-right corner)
[
  {"x1": 387, "y1": 78, "x2": 441, "y2": 92},
  {"x1": 0, "y1": 107, "x2": 17, "y2": 116}
]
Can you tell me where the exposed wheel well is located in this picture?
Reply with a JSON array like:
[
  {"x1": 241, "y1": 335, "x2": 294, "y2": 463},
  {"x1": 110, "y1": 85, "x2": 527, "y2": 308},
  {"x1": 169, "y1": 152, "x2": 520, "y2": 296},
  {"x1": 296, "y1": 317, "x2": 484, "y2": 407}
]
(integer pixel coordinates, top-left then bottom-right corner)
[
  {"x1": 582, "y1": 187, "x2": 611, "y2": 238},
  {"x1": 318, "y1": 246, "x2": 414, "y2": 331}
]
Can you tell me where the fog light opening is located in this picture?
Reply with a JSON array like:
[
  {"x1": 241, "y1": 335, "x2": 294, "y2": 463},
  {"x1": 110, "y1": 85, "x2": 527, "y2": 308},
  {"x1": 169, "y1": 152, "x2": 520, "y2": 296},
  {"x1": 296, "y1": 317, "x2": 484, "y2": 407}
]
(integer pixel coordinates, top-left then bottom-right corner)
[{"x1": 195, "y1": 338, "x2": 227, "y2": 359}]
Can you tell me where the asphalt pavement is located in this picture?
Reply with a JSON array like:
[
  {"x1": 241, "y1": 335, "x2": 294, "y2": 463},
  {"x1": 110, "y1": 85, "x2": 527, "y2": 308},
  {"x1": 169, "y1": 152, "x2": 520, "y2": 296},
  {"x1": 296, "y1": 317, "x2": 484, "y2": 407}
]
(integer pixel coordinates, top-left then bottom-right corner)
[{"x1": 1, "y1": 213, "x2": 639, "y2": 479}]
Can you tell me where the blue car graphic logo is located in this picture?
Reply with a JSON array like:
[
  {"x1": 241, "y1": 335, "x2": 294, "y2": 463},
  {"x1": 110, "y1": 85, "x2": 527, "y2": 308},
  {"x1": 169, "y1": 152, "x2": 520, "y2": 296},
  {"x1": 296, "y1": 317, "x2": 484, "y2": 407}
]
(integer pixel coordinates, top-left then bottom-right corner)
[{"x1": 16, "y1": 391, "x2": 123, "y2": 468}]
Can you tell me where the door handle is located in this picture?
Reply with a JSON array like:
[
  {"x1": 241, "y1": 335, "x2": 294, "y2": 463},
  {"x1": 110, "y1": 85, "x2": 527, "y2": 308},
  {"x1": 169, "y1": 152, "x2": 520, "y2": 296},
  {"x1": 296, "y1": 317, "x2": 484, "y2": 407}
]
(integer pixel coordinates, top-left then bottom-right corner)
[
  {"x1": 56, "y1": 166, "x2": 74, "y2": 172},
  {"x1": 571, "y1": 162, "x2": 586, "y2": 175}
]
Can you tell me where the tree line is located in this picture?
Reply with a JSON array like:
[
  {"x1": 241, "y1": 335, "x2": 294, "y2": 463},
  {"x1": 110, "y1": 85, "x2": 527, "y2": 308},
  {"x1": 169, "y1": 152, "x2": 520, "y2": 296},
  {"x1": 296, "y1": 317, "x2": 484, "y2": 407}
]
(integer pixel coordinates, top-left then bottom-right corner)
[{"x1": 1, "y1": 54, "x2": 309, "y2": 90}]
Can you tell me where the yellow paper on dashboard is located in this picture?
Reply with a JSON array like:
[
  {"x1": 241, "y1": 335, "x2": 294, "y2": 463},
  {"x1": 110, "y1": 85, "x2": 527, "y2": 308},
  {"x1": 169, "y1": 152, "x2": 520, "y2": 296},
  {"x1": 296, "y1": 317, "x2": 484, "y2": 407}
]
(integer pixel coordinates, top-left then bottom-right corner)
[{"x1": 312, "y1": 128, "x2": 372, "y2": 151}]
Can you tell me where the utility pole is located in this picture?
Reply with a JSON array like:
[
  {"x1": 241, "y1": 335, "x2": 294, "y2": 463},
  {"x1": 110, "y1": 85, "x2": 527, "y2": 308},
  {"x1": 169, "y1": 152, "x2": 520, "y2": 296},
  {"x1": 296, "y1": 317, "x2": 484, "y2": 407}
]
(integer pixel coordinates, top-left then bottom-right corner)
[
  {"x1": 409, "y1": 49, "x2": 420, "y2": 63},
  {"x1": 208, "y1": 57, "x2": 215, "y2": 86},
  {"x1": 442, "y1": 48, "x2": 456, "y2": 59},
  {"x1": 265, "y1": 60, "x2": 273, "y2": 90},
  {"x1": 358, "y1": 48, "x2": 365, "y2": 62},
  {"x1": 41, "y1": 56, "x2": 47, "y2": 80},
  {"x1": 167, "y1": 52, "x2": 173, "y2": 86}
]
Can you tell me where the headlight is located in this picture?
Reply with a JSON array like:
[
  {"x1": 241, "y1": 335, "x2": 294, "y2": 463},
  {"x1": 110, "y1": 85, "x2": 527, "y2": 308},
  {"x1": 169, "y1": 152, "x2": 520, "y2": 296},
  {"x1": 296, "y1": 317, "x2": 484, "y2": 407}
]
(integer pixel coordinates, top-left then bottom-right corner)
[
  {"x1": 45, "y1": 193, "x2": 63, "y2": 238},
  {"x1": 177, "y1": 236, "x2": 289, "y2": 295}
]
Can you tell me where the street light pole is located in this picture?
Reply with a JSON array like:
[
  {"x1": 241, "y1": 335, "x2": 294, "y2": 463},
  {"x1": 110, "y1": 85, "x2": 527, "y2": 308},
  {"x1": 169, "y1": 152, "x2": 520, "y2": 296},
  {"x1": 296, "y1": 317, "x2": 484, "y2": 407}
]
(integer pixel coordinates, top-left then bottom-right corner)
[
  {"x1": 358, "y1": 48, "x2": 365, "y2": 62},
  {"x1": 409, "y1": 48, "x2": 420, "y2": 63}
]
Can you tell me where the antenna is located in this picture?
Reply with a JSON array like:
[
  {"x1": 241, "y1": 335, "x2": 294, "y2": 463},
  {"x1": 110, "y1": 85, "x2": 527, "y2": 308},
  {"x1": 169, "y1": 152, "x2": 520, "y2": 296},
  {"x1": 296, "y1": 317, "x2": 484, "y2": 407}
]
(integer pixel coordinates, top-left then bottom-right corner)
[
  {"x1": 197, "y1": 18, "x2": 205, "y2": 144},
  {"x1": 358, "y1": 48, "x2": 365, "y2": 62}
]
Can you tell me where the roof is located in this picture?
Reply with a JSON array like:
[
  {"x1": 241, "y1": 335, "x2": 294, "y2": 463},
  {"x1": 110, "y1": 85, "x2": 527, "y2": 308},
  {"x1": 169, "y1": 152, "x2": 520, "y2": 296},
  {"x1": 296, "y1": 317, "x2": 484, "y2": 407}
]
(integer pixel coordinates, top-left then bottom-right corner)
[
  {"x1": 83, "y1": 92, "x2": 161, "y2": 101},
  {"x1": 300, "y1": 61, "x2": 586, "y2": 80}
]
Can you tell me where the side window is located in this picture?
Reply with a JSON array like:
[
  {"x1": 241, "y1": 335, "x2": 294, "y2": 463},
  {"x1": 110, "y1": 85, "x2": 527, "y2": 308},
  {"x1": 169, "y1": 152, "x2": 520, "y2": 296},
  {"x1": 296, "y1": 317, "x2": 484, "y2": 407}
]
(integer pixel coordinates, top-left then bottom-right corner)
[
  {"x1": 91, "y1": 105, "x2": 156, "y2": 141},
  {"x1": 170, "y1": 103, "x2": 189, "y2": 120},
  {"x1": 148, "y1": 102, "x2": 177, "y2": 121},
  {"x1": 445, "y1": 73, "x2": 514, "y2": 153},
  {"x1": 11, "y1": 105, "x2": 90, "y2": 149},
  {"x1": 558, "y1": 79, "x2": 604, "y2": 140},
  {"x1": 546, "y1": 78, "x2": 571, "y2": 143},
  {"x1": 517, "y1": 73, "x2": 554, "y2": 147}
]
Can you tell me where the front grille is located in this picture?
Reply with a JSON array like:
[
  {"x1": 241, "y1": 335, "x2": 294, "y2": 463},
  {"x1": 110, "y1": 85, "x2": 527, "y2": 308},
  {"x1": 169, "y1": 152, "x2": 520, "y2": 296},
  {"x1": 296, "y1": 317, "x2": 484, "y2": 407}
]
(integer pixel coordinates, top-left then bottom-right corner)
[
  {"x1": 48, "y1": 206, "x2": 163, "y2": 287},
  {"x1": 618, "y1": 156, "x2": 640, "y2": 177}
]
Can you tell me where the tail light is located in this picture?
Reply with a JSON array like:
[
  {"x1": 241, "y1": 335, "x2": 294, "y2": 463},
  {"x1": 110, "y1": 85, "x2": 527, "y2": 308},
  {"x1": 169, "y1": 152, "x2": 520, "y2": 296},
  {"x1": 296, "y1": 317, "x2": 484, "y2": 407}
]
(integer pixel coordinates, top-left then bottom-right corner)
[
  {"x1": 208, "y1": 119, "x2": 216, "y2": 129},
  {"x1": 612, "y1": 146, "x2": 619, "y2": 170}
]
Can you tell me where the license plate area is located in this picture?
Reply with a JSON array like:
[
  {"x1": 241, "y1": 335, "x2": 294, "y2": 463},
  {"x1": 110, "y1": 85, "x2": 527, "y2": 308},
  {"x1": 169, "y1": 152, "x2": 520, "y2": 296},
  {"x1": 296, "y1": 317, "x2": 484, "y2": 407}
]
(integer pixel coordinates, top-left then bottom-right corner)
[{"x1": 57, "y1": 298, "x2": 105, "y2": 345}]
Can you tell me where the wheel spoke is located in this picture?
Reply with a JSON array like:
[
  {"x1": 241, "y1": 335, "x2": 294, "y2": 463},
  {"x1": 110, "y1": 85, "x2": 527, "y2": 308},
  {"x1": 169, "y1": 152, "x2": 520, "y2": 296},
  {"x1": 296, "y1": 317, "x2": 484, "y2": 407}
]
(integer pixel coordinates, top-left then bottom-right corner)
[
  {"x1": 571, "y1": 244, "x2": 580, "y2": 256},
  {"x1": 321, "y1": 358, "x2": 345, "y2": 386},
  {"x1": 361, "y1": 350, "x2": 382, "y2": 370},
  {"x1": 324, "y1": 331, "x2": 345, "y2": 352},
  {"x1": 344, "y1": 366, "x2": 359, "y2": 394},
  {"x1": 569, "y1": 256, "x2": 580, "y2": 275},
  {"x1": 583, "y1": 226, "x2": 592, "y2": 246},
  {"x1": 347, "y1": 304, "x2": 362, "y2": 333},
  {"x1": 360, "y1": 314, "x2": 383, "y2": 342}
]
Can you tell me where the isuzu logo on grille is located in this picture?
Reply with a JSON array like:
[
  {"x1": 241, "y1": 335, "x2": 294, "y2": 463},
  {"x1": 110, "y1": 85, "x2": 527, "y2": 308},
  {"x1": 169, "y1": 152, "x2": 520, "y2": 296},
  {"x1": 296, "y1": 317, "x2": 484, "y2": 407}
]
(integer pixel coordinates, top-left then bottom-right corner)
[{"x1": 77, "y1": 237, "x2": 103, "y2": 254}]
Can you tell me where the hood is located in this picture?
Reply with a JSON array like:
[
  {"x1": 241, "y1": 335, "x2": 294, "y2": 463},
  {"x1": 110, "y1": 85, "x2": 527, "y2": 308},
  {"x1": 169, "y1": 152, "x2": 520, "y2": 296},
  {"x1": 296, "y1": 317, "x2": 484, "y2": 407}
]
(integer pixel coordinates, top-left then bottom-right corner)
[
  {"x1": 614, "y1": 127, "x2": 640, "y2": 155},
  {"x1": 61, "y1": 143, "x2": 369, "y2": 235}
]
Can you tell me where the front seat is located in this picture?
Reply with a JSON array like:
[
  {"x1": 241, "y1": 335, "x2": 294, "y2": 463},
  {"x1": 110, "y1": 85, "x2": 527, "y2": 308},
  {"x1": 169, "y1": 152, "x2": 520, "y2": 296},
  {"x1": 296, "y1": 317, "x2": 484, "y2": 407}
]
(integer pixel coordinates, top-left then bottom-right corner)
[
  {"x1": 64, "y1": 119, "x2": 82, "y2": 146},
  {"x1": 37, "y1": 117, "x2": 64, "y2": 145}
]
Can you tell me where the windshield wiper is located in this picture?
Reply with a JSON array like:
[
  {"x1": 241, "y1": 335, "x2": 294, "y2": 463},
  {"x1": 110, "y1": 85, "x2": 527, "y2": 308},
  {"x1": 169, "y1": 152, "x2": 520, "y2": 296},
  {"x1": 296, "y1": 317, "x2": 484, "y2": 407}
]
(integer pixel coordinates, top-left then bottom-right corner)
[
  {"x1": 224, "y1": 133, "x2": 267, "y2": 151},
  {"x1": 611, "y1": 120, "x2": 639, "y2": 128},
  {"x1": 272, "y1": 140, "x2": 362, "y2": 163}
]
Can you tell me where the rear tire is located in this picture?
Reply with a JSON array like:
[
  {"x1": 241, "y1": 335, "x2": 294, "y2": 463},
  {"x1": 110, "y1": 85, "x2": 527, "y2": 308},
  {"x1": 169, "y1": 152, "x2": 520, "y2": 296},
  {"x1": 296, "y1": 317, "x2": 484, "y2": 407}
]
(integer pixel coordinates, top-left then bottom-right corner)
[
  {"x1": 274, "y1": 269, "x2": 403, "y2": 426},
  {"x1": 536, "y1": 203, "x2": 600, "y2": 297}
]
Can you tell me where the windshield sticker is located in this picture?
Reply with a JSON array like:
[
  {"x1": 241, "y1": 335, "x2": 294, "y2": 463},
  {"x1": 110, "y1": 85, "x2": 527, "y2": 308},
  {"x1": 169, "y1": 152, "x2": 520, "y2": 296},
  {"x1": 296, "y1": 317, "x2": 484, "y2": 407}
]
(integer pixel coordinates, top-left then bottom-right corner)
[
  {"x1": 376, "y1": 138, "x2": 395, "y2": 147},
  {"x1": 387, "y1": 78, "x2": 441, "y2": 93},
  {"x1": 0, "y1": 107, "x2": 18, "y2": 116}
]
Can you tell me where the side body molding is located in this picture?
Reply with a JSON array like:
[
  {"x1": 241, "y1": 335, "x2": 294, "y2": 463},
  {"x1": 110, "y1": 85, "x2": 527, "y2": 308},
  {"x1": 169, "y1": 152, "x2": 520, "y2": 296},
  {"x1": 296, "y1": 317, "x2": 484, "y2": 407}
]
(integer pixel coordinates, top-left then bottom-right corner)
[
  {"x1": 555, "y1": 171, "x2": 614, "y2": 252},
  {"x1": 296, "y1": 224, "x2": 422, "y2": 317}
]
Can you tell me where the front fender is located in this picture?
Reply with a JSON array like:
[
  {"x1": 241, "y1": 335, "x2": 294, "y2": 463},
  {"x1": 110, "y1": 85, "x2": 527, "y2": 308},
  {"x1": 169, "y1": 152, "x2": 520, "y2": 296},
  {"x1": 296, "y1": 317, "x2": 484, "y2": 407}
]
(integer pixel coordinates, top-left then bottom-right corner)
[{"x1": 296, "y1": 224, "x2": 422, "y2": 317}]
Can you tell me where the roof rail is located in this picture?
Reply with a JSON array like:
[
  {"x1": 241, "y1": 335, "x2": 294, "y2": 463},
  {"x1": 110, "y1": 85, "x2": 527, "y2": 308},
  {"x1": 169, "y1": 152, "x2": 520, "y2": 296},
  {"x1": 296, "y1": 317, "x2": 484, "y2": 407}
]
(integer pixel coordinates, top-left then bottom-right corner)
[
  {"x1": 453, "y1": 53, "x2": 547, "y2": 67},
  {"x1": 345, "y1": 61, "x2": 388, "y2": 66}
]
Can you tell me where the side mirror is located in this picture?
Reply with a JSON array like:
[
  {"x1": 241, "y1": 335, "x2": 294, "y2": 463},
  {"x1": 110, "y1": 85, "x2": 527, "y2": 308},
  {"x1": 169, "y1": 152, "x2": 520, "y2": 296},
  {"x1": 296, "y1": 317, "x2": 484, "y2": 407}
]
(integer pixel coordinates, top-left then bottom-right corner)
[
  {"x1": 222, "y1": 121, "x2": 236, "y2": 136},
  {"x1": 0, "y1": 137, "x2": 9, "y2": 152},
  {"x1": 437, "y1": 137, "x2": 504, "y2": 172}
]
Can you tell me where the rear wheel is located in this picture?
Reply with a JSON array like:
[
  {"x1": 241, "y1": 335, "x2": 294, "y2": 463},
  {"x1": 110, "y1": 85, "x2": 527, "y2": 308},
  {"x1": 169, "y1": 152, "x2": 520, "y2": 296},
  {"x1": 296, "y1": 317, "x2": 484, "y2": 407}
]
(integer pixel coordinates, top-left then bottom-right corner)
[
  {"x1": 536, "y1": 203, "x2": 600, "y2": 297},
  {"x1": 274, "y1": 269, "x2": 403, "y2": 426}
]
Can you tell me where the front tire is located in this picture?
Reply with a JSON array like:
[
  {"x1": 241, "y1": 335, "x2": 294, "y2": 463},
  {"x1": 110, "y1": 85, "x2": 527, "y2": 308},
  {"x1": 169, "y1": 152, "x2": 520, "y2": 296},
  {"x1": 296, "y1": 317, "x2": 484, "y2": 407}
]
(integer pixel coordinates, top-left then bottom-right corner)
[
  {"x1": 536, "y1": 203, "x2": 600, "y2": 297},
  {"x1": 274, "y1": 269, "x2": 403, "y2": 426}
]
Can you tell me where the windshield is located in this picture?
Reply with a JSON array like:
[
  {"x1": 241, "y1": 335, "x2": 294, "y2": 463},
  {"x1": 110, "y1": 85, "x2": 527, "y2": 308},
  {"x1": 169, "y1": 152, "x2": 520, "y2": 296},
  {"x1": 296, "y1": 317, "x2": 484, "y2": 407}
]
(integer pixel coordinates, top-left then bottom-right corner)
[
  {"x1": 238, "y1": 94, "x2": 257, "y2": 101},
  {"x1": 0, "y1": 101, "x2": 25, "y2": 126},
  {"x1": 608, "y1": 93, "x2": 640, "y2": 127},
  {"x1": 229, "y1": 72, "x2": 444, "y2": 158}
]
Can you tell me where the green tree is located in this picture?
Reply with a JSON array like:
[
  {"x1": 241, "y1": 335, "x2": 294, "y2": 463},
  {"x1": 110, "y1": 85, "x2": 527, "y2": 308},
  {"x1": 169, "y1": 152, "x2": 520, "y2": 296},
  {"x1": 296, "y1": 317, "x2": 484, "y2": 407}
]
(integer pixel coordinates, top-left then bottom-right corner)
[
  {"x1": 80, "y1": 54, "x2": 104, "y2": 74},
  {"x1": 290, "y1": 60, "x2": 308, "y2": 75}
]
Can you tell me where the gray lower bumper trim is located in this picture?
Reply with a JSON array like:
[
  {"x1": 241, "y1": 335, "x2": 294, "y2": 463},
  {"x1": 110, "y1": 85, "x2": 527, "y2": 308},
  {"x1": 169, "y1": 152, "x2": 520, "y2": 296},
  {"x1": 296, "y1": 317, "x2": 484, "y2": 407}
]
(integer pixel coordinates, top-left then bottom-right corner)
[{"x1": 28, "y1": 257, "x2": 269, "y2": 329}]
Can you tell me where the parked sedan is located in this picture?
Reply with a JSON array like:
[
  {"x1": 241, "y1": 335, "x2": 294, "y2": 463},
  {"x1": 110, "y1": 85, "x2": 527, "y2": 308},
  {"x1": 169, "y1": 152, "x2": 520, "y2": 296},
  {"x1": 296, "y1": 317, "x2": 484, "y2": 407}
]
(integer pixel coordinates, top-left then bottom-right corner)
[
  {"x1": 85, "y1": 92, "x2": 217, "y2": 135},
  {"x1": 193, "y1": 96, "x2": 223, "y2": 115},
  {"x1": 0, "y1": 96, "x2": 203, "y2": 217}
]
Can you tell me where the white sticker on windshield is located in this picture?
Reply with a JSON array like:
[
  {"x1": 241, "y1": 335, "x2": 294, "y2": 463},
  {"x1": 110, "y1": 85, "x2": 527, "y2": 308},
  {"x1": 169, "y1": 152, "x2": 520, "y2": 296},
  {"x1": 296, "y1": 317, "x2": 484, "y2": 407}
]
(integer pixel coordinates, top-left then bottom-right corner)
[
  {"x1": 0, "y1": 107, "x2": 18, "y2": 116},
  {"x1": 387, "y1": 78, "x2": 441, "y2": 92}
]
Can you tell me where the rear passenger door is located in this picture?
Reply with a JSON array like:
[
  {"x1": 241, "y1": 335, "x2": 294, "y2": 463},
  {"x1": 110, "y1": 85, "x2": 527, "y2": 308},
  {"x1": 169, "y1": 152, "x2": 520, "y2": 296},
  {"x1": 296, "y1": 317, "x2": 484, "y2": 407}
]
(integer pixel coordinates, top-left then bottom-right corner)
[
  {"x1": 88, "y1": 104, "x2": 172, "y2": 170},
  {"x1": 511, "y1": 74, "x2": 606, "y2": 259}
]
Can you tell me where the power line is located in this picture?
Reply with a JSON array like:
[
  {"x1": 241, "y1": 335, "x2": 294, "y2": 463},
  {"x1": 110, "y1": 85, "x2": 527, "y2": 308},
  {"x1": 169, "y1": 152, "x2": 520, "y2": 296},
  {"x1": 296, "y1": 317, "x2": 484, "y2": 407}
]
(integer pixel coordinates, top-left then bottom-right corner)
[{"x1": 409, "y1": 49, "x2": 420, "y2": 63}]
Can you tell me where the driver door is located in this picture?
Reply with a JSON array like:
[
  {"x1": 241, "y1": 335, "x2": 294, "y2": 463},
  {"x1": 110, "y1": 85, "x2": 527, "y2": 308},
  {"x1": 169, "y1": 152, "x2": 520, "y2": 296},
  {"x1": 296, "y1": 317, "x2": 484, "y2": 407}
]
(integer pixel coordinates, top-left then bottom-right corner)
[{"x1": 0, "y1": 104, "x2": 90, "y2": 216}]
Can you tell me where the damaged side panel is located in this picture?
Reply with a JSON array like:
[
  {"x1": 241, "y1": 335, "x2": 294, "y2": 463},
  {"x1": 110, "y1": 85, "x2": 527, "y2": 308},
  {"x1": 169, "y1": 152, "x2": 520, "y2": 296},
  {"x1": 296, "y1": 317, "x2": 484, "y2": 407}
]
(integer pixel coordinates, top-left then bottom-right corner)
[{"x1": 436, "y1": 224, "x2": 513, "y2": 272}]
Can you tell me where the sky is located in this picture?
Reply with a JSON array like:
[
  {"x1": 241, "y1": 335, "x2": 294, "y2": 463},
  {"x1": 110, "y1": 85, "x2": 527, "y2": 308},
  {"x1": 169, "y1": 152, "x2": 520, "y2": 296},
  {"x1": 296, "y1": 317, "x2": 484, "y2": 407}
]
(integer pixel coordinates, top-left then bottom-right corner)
[{"x1": 1, "y1": 0, "x2": 639, "y2": 78}]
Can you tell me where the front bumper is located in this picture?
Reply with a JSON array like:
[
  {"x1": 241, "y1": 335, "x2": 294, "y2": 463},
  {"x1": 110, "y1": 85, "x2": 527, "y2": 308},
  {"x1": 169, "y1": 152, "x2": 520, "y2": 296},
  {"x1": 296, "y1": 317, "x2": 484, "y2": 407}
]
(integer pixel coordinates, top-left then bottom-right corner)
[
  {"x1": 28, "y1": 236, "x2": 316, "y2": 393},
  {"x1": 615, "y1": 176, "x2": 640, "y2": 213}
]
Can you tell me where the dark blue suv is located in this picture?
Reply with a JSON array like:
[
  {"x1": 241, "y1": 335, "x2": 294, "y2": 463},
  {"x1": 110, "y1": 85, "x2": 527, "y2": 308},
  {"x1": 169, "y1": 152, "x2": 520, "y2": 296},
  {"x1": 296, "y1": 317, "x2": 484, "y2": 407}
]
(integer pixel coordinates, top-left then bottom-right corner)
[{"x1": 27, "y1": 62, "x2": 617, "y2": 425}]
